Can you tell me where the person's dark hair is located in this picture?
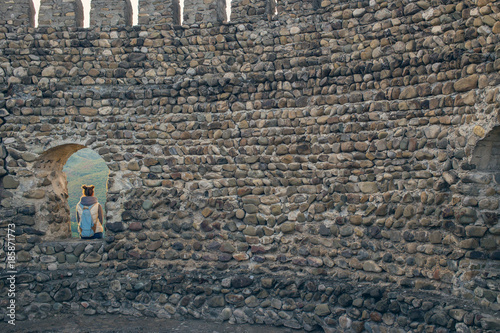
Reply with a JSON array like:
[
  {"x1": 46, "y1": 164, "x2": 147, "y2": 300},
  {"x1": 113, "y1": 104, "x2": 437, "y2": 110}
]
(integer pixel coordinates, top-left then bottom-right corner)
[{"x1": 82, "y1": 185, "x2": 95, "y2": 197}]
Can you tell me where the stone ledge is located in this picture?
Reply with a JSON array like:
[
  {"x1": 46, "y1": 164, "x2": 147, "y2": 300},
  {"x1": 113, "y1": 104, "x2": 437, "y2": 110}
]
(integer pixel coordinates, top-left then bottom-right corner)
[{"x1": 39, "y1": 239, "x2": 106, "y2": 246}]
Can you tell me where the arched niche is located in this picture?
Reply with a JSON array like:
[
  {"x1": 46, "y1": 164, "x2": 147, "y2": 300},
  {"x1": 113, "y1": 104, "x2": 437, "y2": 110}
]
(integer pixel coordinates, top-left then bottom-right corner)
[
  {"x1": 0, "y1": 0, "x2": 33, "y2": 26},
  {"x1": 470, "y1": 126, "x2": 500, "y2": 172},
  {"x1": 34, "y1": 144, "x2": 110, "y2": 240},
  {"x1": 469, "y1": 126, "x2": 500, "y2": 228}
]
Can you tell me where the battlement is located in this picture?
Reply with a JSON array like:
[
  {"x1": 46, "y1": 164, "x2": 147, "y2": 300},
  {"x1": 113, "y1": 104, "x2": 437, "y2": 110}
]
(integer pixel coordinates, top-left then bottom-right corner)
[
  {"x1": 0, "y1": 0, "x2": 363, "y2": 28},
  {"x1": 0, "y1": 0, "x2": 251, "y2": 28}
]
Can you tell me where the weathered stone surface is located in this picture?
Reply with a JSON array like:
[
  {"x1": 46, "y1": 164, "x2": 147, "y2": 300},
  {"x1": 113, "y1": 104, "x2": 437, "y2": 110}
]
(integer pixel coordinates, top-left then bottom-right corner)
[
  {"x1": 142, "y1": 200, "x2": 153, "y2": 210},
  {"x1": 363, "y1": 261, "x2": 382, "y2": 273},
  {"x1": 3, "y1": 175, "x2": 20, "y2": 189},
  {"x1": 280, "y1": 222, "x2": 295, "y2": 233},
  {"x1": 359, "y1": 182, "x2": 378, "y2": 194},
  {"x1": 207, "y1": 295, "x2": 225, "y2": 307},
  {"x1": 53, "y1": 288, "x2": 72, "y2": 302},
  {"x1": 314, "y1": 304, "x2": 330, "y2": 316},
  {"x1": 454, "y1": 75, "x2": 478, "y2": 92},
  {"x1": 84, "y1": 252, "x2": 102, "y2": 263},
  {"x1": 231, "y1": 276, "x2": 254, "y2": 289},
  {"x1": 465, "y1": 226, "x2": 488, "y2": 238},
  {"x1": 17, "y1": 251, "x2": 32, "y2": 262},
  {"x1": 0, "y1": 3, "x2": 497, "y2": 331}
]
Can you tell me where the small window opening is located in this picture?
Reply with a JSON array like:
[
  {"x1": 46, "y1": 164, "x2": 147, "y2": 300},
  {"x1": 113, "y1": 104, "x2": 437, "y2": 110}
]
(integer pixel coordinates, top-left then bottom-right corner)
[{"x1": 63, "y1": 148, "x2": 109, "y2": 238}]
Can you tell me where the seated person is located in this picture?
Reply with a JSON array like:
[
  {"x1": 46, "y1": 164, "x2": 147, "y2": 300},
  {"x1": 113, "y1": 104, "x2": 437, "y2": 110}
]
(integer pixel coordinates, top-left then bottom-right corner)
[{"x1": 76, "y1": 185, "x2": 104, "y2": 239}]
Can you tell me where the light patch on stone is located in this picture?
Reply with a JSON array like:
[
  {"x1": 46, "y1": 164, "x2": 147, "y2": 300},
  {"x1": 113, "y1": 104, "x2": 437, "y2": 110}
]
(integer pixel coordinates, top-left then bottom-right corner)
[{"x1": 473, "y1": 125, "x2": 485, "y2": 138}]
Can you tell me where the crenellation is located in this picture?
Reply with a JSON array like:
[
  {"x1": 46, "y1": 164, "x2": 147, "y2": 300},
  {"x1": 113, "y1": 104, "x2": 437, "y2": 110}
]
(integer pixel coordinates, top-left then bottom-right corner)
[{"x1": 0, "y1": 0, "x2": 381, "y2": 28}]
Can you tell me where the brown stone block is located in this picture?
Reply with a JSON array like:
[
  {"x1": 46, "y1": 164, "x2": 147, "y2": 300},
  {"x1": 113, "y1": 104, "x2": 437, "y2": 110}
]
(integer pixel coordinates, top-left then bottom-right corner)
[{"x1": 454, "y1": 74, "x2": 478, "y2": 92}]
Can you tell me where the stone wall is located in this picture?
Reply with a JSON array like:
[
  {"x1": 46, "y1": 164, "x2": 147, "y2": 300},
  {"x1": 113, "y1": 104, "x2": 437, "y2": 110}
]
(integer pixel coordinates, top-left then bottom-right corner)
[
  {"x1": 230, "y1": 0, "x2": 269, "y2": 22},
  {"x1": 183, "y1": 0, "x2": 226, "y2": 25},
  {"x1": 38, "y1": 0, "x2": 79, "y2": 27},
  {"x1": 0, "y1": 0, "x2": 33, "y2": 26},
  {"x1": 1, "y1": 0, "x2": 500, "y2": 332},
  {"x1": 278, "y1": 0, "x2": 321, "y2": 17}
]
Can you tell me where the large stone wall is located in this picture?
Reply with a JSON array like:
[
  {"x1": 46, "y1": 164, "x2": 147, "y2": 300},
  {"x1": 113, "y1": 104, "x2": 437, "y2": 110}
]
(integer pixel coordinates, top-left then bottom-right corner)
[{"x1": 1, "y1": 0, "x2": 500, "y2": 331}]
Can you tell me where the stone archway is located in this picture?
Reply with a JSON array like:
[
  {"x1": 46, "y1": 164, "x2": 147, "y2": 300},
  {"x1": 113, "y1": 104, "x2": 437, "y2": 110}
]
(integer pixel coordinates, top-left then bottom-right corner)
[
  {"x1": 466, "y1": 126, "x2": 500, "y2": 246},
  {"x1": 34, "y1": 144, "x2": 109, "y2": 240}
]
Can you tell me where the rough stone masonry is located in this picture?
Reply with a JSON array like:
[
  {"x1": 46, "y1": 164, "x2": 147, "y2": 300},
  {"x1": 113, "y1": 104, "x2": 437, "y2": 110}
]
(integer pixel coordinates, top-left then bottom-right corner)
[{"x1": 0, "y1": 0, "x2": 500, "y2": 332}]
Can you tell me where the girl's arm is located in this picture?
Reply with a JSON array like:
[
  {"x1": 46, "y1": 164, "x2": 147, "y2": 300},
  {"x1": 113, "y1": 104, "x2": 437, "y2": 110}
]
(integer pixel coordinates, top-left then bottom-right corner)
[{"x1": 98, "y1": 203, "x2": 104, "y2": 225}]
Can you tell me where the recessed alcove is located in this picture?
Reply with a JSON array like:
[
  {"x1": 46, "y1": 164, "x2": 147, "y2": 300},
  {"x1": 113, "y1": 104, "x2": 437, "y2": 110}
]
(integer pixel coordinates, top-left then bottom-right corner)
[{"x1": 470, "y1": 126, "x2": 500, "y2": 172}]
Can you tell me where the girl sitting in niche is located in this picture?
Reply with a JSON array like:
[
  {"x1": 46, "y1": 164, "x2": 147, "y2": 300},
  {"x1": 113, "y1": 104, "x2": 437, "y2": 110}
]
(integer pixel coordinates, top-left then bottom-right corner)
[{"x1": 76, "y1": 185, "x2": 104, "y2": 239}]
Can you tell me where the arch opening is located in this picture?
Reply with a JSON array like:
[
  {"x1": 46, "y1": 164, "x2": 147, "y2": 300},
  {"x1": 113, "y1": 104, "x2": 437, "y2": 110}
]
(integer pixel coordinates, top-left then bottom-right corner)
[
  {"x1": 471, "y1": 126, "x2": 500, "y2": 172},
  {"x1": 35, "y1": 144, "x2": 109, "y2": 240},
  {"x1": 469, "y1": 126, "x2": 500, "y2": 228}
]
